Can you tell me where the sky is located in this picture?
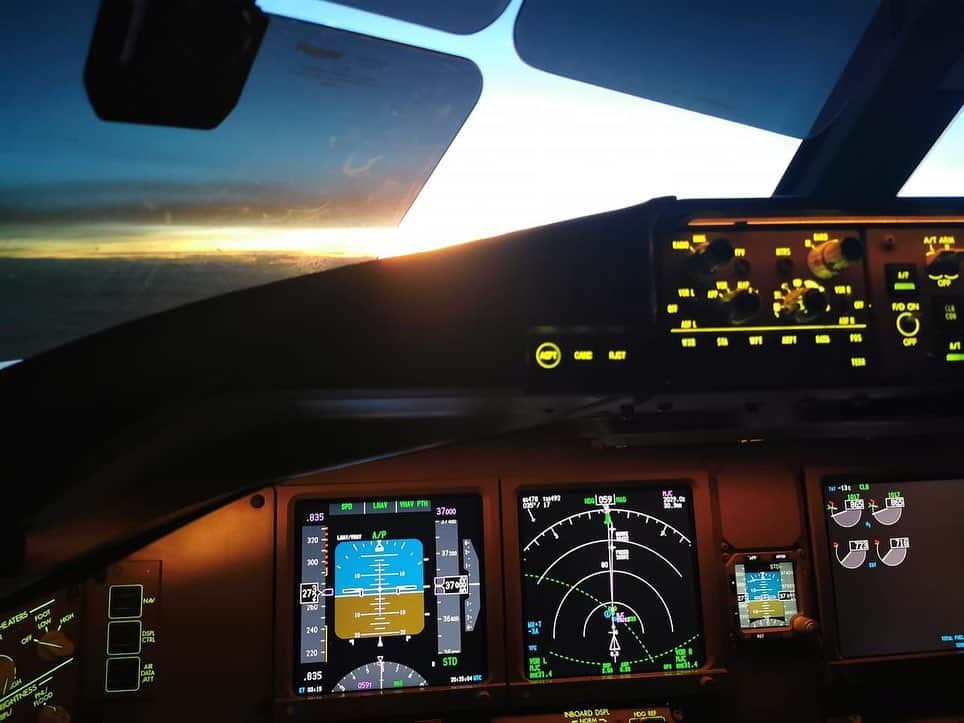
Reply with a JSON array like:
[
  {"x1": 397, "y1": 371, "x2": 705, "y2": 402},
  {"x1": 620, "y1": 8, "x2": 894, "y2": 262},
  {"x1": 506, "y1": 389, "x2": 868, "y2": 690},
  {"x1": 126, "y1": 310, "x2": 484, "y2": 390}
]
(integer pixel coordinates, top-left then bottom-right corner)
[
  {"x1": 0, "y1": 0, "x2": 482, "y2": 258},
  {"x1": 0, "y1": 0, "x2": 806, "y2": 261},
  {"x1": 1, "y1": 0, "x2": 958, "y2": 262},
  {"x1": 1, "y1": 0, "x2": 960, "y2": 363},
  {"x1": 900, "y1": 107, "x2": 964, "y2": 197}
]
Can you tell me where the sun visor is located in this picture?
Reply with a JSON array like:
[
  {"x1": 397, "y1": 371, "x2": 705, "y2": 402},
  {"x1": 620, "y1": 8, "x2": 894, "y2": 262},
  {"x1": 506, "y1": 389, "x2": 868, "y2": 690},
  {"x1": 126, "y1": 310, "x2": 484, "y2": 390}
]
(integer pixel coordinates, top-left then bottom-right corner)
[{"x1": 2, "y1": 2, "x2": 483, "y2": 236}]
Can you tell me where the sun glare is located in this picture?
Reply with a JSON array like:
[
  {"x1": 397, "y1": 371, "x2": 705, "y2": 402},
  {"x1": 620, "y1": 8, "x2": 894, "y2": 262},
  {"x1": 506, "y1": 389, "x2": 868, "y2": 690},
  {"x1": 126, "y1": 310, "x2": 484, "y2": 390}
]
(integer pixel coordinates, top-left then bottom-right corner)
[{"x1": 2, "y1": 0, "x2": 800, "y2": 262}]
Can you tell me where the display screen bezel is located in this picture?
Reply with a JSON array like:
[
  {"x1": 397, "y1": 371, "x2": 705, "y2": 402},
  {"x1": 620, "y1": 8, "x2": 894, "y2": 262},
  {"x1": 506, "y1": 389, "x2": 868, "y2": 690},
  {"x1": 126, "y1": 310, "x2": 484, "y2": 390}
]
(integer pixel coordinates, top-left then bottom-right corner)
[
  {"x1": 727, "y1": 553, "x2": 804, "y2": 637},
  {"x1": 274, "y1": 480, "x2": 506, "y2": 721},
  {"x1": 515, "y1": 482, "x2": 706, "y2": 681},
  {"x1": 500, "y1": 469, "x2": 722, "y2": 708},
  {"x1": 291, "y1": 493, "x2": 488, "y2": 696},
  {"x1": 820, "y1": 475, "x2": 964, "y2": 660},
  {"x1": 807, "y1": 467, "x2": 964, "y2": 665}
]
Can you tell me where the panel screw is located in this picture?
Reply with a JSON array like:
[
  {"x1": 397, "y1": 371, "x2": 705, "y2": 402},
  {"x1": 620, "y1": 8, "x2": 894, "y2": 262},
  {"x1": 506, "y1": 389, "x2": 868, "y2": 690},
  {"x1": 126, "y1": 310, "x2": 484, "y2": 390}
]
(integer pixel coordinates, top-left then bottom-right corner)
[{"x1": 251, "y1": 494, "x2": 265, "y2": 509}]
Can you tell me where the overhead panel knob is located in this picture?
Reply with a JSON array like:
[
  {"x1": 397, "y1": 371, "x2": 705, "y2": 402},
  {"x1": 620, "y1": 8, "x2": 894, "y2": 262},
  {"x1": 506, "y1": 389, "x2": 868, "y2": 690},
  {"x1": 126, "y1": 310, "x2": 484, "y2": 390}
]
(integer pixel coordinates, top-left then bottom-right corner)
[
  {"x1": 926, "y1": 250, "x2": 962, "y2": 278},
  {"x1": 808, "y1": 236, "x2": 862, "y2": 279},
  {"x1": 723, "y1": 289, "x2": 761, "y2": 324},
  {"x1": 689, "y1": 237, "x2": 734, "y2": 277},
  {"x1": 781, "y1": 287, "x2": 829, "y2": 323},
  {"x1": 0, "y1": 655, "x2": 15, "y2": 694}
]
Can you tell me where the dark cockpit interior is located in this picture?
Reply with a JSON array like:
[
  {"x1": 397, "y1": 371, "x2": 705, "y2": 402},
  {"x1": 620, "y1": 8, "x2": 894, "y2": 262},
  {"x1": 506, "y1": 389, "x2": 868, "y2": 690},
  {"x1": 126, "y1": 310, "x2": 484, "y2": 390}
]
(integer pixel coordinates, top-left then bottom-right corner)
[{"x1": 2, "y1": 2, "x2": 964, "y2": 723}]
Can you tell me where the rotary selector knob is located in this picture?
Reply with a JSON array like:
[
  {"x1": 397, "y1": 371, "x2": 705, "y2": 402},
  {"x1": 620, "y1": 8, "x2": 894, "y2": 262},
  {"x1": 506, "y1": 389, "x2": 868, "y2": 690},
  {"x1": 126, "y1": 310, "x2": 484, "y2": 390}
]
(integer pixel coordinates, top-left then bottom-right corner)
[
  {"x1": 780, "y1": 287, "x2": 829, "y2": 322},
  {"x1": 35, "y1": 630, "x2": 75, "y2": 662},
  {"x1": 723, "y1": 289, "x2": 761, "y2": 324},
  {"x1": 0, "y1": 655, "x2": 16, "y2": 695},
  {"x1": 808, "y1": 237, "x2": 862, "y2": 279},
  {"x1": 689, "y1": 237, "x2": 734, "y2": 277}
]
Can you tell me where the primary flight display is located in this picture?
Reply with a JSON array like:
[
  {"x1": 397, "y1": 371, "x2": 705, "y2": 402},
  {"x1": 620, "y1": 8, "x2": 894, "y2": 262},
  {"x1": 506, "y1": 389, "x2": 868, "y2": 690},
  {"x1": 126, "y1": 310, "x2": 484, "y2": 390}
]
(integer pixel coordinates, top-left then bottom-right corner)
[
  {"x1": 518, "y1": 484, "x2": 704, "y2": 680},
  {"x1": 293, "y1": 495, "x2": 486, "y2": 694}
]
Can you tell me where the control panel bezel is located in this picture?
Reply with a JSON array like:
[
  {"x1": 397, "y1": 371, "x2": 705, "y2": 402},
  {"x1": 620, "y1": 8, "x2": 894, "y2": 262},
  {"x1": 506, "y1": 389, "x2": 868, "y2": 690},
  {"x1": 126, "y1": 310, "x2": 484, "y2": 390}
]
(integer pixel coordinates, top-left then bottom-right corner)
[
  {"x1": 806, "y1": 465, "x2": 964, "y2": 667},
  {"x1": 501, "y1": 467, "x2": 725, "y2": 710},
  {"x1": 725, "y1": 549, "x2": 811, "y2": 640},
  {"x1": 274, "y1": 479, "x2": 507, "y2": 722},
  {"x1": 648, "y1": 204, "x2": 964, "y2": 393}
]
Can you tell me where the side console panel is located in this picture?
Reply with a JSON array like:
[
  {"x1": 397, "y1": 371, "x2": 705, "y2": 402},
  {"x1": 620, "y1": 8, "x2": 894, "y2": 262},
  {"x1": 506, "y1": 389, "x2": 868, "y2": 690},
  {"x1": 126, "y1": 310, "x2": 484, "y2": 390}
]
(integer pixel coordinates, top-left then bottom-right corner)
[{"x1": 82, "y1": 489, "x2": 276, "y2": 723}]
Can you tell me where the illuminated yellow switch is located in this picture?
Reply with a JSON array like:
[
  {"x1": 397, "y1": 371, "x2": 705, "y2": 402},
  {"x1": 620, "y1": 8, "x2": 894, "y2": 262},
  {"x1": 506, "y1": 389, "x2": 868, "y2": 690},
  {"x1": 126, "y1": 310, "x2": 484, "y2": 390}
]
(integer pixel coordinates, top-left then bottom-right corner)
[{"x1": 534, "y1": 342, "x2": 561, "y2": 369}]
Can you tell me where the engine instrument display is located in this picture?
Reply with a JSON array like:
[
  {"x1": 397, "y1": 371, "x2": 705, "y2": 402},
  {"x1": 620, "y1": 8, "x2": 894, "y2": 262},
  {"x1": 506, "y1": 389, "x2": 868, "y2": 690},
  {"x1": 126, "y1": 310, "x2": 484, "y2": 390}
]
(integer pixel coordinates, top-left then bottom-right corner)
[
  {"x1": 824, "y1": 478, "x2": 964, "y2": 657},
  {"x1": 519, "y1": 484, "x2": 703, "y2": 680},
  {"x1": 734, "y1": 559, "x2": 798, "y2": 629},
  {"x1": 293, "y1": 495, "x2": 486, "y2": 695}
]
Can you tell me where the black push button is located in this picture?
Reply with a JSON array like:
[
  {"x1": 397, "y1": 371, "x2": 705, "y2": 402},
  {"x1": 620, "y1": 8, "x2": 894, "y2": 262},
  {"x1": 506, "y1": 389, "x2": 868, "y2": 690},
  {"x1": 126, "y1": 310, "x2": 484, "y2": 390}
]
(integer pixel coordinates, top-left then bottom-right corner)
[
  {"x1": 933, "y1": 297, "x2": 964, "y2": 330},
  {"x1": 885, "y1": 264, "x2": 919, "y2": 297},
  {"x1": 105, "y1": 656, "x2": 141, "y2": 692},
  {"x1": 108, "y1": 585, "x2": 143, "y2": 619},
  {"x1": 107, "y1": 621, "x2": 142, "y2": 655}
]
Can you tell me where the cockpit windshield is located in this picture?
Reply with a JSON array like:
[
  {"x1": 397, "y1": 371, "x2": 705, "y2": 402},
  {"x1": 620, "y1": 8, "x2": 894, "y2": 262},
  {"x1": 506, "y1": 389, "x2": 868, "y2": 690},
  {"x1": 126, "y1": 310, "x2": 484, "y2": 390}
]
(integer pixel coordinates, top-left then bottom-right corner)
[{"x1": 2, "y1": 0, "x2": 958, "y2": 364}]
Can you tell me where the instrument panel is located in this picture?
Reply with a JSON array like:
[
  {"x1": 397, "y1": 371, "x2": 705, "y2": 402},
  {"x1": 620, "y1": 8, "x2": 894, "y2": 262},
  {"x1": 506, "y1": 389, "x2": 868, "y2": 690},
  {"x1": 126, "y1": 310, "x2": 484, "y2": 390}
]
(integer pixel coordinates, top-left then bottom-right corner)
[
  {"x1": 527, "y1": 205, "x2": 964, "y2": 392},
  {"x1": 656, "y1": 216, "x2": 964, "y2": 388},
  {"x1": 273, "y1": 451, "x2": 964, "y2": 722},
  {"x1": 658, "y1": 226, "x2": 873, "y2": 386},
  {"x1": 2, "y1": 445, "x2": 964, "y2": 722},
  {"x1": 5, "y1": 202, "x2": 964, "y2": 722}
]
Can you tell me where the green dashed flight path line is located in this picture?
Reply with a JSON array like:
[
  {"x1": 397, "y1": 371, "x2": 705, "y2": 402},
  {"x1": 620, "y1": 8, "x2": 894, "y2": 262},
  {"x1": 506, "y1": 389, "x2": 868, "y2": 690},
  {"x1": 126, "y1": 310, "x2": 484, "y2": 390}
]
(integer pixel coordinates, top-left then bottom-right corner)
[{"x1": 525, "y1": 573, "x2": 700, "y2": 666}]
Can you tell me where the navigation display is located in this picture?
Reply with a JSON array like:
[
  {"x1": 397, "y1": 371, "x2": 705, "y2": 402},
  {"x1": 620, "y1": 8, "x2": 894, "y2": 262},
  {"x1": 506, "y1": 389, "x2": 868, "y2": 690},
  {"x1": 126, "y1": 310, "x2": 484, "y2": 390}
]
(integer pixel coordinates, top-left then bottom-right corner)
[
  {"x1": 519, "y1": 485, "x2": 704, "y2": 680},
  {"x1": 735, "y1": 560, "x2": 798, "y2": 629},
  {"x1": 823, "y1": 478, "x2": 964, "y2": 657},
  {"x1": 294, "y1": 495, "x2": 486, "y2": 694}
]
